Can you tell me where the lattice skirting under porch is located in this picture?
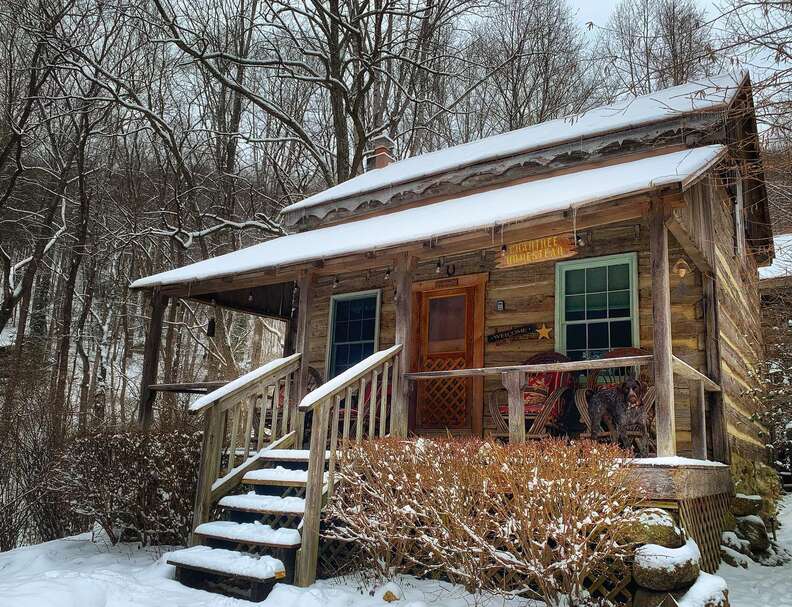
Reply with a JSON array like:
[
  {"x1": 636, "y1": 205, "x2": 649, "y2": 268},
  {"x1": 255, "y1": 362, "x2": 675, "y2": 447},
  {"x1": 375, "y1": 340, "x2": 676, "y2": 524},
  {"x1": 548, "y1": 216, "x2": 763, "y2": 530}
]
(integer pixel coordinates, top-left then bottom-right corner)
[
  {"x1": 677, "y1": 491, "x2": 732, "y2": 573},
  {"x1": 316, "y1": 536, "x2": 634, "y2": 605}
]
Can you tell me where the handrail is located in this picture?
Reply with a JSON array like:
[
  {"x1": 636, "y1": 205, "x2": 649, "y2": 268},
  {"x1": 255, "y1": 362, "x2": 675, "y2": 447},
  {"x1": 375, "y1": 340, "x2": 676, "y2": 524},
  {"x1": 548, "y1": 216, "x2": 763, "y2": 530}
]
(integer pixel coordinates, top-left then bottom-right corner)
[
  {"x1": 403, "y1": 354, "x2": 654, "y2": 380},
  {"x1": 295, "y1": 344, "x2": 403, "y2": 587},
  {"x1": 190, "y1": 353, "x2": 302, "y2": 538},
  {"x1": 299, "y1": 344, "x2": 402, "y2": 411},
  {"x1": 671, "y1": 355, "x2": 721, "y2": 392},
  {"x1": 190, "y1": 353, "x2": 302, "y2": 414}
]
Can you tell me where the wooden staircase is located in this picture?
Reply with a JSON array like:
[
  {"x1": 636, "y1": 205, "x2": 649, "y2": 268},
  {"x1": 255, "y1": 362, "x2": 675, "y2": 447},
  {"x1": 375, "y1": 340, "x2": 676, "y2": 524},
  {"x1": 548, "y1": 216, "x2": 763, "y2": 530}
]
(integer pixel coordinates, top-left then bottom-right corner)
[
  {"x1": 168, "y1": 447, "x2": 326, "y2": 600},
  {"x1": 169, "y1": 345, "x2": 404, "y2": 601}
]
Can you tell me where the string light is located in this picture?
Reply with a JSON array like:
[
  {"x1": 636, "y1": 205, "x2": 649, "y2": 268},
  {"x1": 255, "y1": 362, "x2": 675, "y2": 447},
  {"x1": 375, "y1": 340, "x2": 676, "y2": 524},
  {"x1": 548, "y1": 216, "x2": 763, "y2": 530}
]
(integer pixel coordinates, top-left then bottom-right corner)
[
  {"x1": 436, "y1": 259, "x2": 442, "y2": 274},
  {"x1": 384, "y1": 268, "x2": 390, "y2": 280},
  {"x1": 333, "y1": 276, "x2": 339, "y2": 288}
]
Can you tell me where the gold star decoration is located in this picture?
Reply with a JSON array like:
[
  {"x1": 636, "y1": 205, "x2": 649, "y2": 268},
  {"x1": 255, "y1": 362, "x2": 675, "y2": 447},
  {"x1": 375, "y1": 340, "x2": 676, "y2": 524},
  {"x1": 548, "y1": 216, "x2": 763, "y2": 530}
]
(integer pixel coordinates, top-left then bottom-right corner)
[{"x1": 536, "y1": 324, "x2": 552, "y2": 340}]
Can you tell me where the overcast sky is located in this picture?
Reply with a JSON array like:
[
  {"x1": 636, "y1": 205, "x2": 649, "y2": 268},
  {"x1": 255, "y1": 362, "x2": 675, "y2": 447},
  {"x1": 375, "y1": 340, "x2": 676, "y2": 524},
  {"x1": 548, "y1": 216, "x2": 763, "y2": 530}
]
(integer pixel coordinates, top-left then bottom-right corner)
[{"x1": 568, "y1": 0, "x2": 720, "y2": 30}]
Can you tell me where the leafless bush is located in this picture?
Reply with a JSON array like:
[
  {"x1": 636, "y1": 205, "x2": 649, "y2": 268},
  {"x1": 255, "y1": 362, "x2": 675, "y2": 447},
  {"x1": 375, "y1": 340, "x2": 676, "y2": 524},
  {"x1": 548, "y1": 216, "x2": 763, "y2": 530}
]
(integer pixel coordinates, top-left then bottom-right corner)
[
  {"x1": 325, "y1": 437, "x2": 642, "y2": 606},
  {"x1": 50, "y1": 428, "x2": 202, "y2": 546}
]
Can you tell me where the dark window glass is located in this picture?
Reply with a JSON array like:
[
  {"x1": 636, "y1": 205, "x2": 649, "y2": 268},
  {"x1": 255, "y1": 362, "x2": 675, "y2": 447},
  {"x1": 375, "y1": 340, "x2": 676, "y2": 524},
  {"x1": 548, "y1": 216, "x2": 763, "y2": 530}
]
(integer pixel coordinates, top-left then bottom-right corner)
[{"x1": 330, "y1": 294, "x2": 378, "y2": 377}]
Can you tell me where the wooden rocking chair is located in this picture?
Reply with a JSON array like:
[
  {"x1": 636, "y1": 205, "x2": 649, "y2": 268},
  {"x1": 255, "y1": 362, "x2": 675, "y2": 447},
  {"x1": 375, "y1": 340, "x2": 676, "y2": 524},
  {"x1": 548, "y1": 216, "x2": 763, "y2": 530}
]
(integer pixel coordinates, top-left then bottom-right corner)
[
  {"x1": 488, "y1": 351, "x2": 572, "y2": 439},
  {"x1": 574, "y1": 347, "x2": 657, "y2": 450}
]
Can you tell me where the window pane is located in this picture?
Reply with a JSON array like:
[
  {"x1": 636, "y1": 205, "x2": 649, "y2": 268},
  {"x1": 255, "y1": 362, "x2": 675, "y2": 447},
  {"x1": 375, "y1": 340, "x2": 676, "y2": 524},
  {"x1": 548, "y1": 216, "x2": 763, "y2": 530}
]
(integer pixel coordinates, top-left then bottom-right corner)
[
  {"x1": 347, "y1": 319, "x2": 362, "y2": 341},
  {"x1": 361, "y1": 318, "x2": 375, "y2": 341},
  {"x1": 349, "y1": 297, "x2": 364, "y2": 318},
  {"x1": 567, "y1": 324, "x2": 586, "y2": 350},
  {"x1": 608, "y1": 290, "x2": 630, "y2": 318},
  {"x1": 587, "y1": 293, "x2": 607, "y2": 319},
  {"x1": 566, "y1": 295, "x2": 585, "y2": 321},
  {"x1": 361, "y1": 342, "x2": 374, "y2": 358},
  {"x1": 566, "y1": 269, "x2": 585, "y2": 295},
  {"x1": 608, "y1": 263, "x2": 630, "y2": 290},
  {"x1": 587, "y1": 266, "x2": 607, "y2": 292},
  {"x1": 428, "y1": 295, "x2": 466, "y2": 353},
  {"x1": 587, "y1": 322, "x2": 609, "y2": 350},
  {"x1": 335, "y1": 344, "x2": 349, "y2": 366},
  {"x1": 610, "y1": 320, "x2": 632, "y2": 347},
  {"x1": 567, "y1": 350, "x2": 586, "y2": 362},
  {"x1": 348, "y1": 343, "x2": 362, "y2": 363},
  {"x1": 334, "y1": 321, "x2": 349, "y2": 342},
  {"x1": 336, "y1": 300, "x2": 349, "y2": 322}
]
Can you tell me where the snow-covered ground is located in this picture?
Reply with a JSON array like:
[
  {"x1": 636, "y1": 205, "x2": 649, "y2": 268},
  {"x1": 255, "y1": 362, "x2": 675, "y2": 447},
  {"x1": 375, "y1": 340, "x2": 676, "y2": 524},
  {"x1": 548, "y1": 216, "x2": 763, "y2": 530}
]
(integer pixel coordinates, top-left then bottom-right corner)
[
  {"x1": 0, "y1": 531, "x2": 533, "y2": 607},
  {"x1": 719, "y1": 494, "x2": 792, "y2": 606},
  {"x1": 2, "y1": 496, "x2": 791, "y2": 607}
]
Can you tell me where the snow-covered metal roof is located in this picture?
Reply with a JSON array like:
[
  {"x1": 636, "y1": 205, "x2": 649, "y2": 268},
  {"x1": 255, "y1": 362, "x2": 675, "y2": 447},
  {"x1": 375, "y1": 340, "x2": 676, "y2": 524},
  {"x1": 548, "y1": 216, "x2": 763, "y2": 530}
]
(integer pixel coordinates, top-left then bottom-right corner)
[
  {"x1": 131, "y1": 146, "x2": 725, "y2": 289},
  {"x1": 281, "y1": 72, "x2": 745, "y2": 218},
  {"x1": 760, "y1": 233, "x2": 792, "y2": 280}
]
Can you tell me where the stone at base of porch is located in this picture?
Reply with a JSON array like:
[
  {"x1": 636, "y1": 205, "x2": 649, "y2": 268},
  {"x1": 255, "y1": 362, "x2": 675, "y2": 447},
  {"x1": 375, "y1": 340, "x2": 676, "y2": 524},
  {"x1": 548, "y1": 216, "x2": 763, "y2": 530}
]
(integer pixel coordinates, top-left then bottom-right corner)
[{"x1": 630, "y1": 457, "x2": 733, "y2": 573}]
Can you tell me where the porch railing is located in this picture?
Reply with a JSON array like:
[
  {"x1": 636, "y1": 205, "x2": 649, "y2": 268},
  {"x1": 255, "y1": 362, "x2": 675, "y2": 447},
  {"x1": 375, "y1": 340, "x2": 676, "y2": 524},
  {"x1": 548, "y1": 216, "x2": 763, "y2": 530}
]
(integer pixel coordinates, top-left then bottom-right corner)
[
  {"x1": 190, "y1": 353, "x2": 302, "y2": 535},
  {"x1": 404, "y1": 353, "x2": 720, "y2": 457},
  {"x1": 295, "y1": 343, "x2": 403, "y2": 586}
]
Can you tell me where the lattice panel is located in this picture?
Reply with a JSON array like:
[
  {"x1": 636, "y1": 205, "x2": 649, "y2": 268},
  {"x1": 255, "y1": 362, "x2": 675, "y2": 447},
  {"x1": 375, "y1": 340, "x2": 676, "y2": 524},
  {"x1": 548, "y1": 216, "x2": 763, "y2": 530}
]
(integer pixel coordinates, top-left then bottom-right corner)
[
  {"x1": 678, "y1": 492, "x2": 731, "y2": 573},
  {"x1": 418, "y1": 356, "x2": 468, "y2": 428},
  {"x1": 317, "y1": 533, "x2": 633, "y2": 605}
]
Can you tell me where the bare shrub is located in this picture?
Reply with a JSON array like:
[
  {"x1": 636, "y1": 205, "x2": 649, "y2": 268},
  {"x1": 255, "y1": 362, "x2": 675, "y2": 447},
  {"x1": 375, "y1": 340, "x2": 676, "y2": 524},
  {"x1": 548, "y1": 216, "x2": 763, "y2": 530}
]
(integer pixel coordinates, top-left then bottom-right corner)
[
  {"x1": 325, "y1": 437, "x2": 642, "y2": 606},
  {"x1": 51, "y1": 429, "x2": 202, "y2": 546}
]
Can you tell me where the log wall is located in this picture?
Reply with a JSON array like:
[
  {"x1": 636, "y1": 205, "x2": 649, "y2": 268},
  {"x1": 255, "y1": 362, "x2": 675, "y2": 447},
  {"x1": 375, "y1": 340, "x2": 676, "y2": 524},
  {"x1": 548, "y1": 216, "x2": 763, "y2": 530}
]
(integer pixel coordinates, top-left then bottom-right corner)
[{"x1": 302, "y1": 197, "x2": 712, "y2": 456}]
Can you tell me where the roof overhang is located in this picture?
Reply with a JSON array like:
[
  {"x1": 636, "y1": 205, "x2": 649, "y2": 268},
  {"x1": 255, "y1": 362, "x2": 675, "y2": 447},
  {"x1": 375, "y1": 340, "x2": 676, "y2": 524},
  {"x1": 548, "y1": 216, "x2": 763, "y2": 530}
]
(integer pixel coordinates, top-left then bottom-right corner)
[{"x1": 131, "y1": 146, "x2": 726, "y2": 297}]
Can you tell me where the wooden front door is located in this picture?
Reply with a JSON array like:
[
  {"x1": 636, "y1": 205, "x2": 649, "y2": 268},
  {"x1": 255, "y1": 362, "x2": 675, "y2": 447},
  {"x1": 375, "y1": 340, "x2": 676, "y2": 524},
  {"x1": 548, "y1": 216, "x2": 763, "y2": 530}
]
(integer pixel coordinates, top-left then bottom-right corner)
[{"x1": 412, "y1": 274, "x2": 486, "y2": 435}]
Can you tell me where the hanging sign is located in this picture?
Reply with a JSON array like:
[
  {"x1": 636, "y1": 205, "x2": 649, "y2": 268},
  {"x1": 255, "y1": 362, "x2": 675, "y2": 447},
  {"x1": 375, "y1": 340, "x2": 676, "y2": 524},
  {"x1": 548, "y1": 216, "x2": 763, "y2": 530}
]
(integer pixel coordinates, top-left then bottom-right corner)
[{"x1": 497, "y1": 234, "x2": 576, "y2": 268}]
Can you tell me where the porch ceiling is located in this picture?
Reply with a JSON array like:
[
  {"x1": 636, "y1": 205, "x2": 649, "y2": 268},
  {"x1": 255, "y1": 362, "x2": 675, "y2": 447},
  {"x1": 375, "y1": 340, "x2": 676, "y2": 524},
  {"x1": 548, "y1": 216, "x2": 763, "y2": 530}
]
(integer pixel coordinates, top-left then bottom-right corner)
[{"x1": 131, "y1": 145, "x2": 725, "y2": 291}]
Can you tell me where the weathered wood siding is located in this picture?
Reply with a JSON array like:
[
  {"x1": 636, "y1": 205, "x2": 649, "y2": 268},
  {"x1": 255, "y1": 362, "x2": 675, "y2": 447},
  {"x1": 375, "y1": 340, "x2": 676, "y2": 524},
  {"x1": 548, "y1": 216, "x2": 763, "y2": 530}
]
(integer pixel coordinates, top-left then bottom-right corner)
[
  {"x1": 302, "y1": 193, "x2": 714, "y2": 456},
  {"x1": 707, "y1": 177, "x2": 768, "y2": 461}
]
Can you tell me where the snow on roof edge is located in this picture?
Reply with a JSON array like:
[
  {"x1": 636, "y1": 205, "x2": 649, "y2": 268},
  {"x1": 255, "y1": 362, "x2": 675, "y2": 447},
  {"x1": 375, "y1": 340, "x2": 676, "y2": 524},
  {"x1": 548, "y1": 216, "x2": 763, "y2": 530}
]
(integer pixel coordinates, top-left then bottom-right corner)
[
  {"x1": 281, "y1": 72, "x2": 746, "y2": 217},
  {"x1": 131, "y1": 146, "x2": 725, "y2": 290}
]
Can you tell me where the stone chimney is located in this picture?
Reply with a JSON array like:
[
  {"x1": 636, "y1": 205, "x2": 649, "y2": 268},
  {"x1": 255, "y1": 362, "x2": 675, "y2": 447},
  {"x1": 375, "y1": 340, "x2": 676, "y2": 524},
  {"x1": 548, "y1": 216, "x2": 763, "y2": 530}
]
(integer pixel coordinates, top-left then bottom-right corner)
[{"x1": 365, "y1": 134, "x2": 395, "y2": 171}]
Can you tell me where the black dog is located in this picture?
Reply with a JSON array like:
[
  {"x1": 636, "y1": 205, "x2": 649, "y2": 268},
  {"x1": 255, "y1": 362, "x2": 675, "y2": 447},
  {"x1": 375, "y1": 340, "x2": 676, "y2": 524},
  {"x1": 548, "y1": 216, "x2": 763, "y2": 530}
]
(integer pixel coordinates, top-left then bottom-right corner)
[{"x1": 587, "y1": 377, "x2": 650, "y2": 454}]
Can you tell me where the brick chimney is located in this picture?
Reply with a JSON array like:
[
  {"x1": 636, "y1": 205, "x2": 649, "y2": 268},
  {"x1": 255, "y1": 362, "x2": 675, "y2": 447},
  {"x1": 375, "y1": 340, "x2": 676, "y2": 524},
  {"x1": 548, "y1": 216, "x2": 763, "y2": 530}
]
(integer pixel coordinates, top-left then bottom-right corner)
[{"x1": 365, "y1": 134, "x2": 395, "y2": 171}]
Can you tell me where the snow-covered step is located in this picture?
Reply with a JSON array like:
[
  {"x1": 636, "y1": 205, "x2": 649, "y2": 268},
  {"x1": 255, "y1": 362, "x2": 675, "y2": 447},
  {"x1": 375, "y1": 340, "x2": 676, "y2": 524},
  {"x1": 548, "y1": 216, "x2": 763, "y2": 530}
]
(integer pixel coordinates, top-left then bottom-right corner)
[
  {"x1": 219, "y1": 492, "x2": 306, "y2": 516},
  {"x1": 194, "y1": 521, "x2": 301, "y2": 548},
  {"x1": 243, "y1": 466, "x2": 327, "y2": 487},
  {"x1": 260, "y1": 449, "x2": 331, "y2": 463},
  {"x1": 167, "y1": 546, "x2": 286, "y2": 581}
]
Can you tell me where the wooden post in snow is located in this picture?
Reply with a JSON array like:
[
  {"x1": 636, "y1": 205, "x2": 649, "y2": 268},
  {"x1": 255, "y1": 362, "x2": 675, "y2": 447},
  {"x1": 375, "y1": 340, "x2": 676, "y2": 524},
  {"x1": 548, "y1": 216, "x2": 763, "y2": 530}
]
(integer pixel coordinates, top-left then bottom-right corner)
[
  {"x1": 649, "y1": 197, "x2": 676, "y2": 457},
  {"x1": 138, "y1": 289, "x2": 167, "y2": 427},
  {"x1": 392, "y1": 253, "x2": 416, "y2": 438}
]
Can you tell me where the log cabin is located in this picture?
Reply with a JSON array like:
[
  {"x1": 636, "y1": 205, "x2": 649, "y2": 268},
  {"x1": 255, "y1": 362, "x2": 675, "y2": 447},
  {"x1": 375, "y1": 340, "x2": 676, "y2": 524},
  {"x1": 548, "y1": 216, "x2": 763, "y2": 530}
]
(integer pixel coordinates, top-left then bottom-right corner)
[{"x1": 130, "y1": 72, "x2": 773, "y2": 599}]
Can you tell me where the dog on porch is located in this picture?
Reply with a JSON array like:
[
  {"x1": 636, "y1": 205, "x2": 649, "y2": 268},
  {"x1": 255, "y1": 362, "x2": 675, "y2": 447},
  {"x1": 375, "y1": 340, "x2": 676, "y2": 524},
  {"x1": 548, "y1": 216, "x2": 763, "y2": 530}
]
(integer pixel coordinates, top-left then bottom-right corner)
[{"x1": 587, "y1": 376, "x2": 651, "y2": 455}]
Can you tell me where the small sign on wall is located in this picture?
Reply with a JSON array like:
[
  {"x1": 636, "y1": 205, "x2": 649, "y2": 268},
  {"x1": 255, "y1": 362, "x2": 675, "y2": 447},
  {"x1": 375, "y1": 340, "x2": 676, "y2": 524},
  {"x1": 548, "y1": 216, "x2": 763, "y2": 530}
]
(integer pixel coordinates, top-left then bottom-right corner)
[
  {"x1": 487, "y1": 323, "x2": 552, "y2": 343},
  {"x1": 498, "y1": 234, "x2": 576, "y2": 268}
]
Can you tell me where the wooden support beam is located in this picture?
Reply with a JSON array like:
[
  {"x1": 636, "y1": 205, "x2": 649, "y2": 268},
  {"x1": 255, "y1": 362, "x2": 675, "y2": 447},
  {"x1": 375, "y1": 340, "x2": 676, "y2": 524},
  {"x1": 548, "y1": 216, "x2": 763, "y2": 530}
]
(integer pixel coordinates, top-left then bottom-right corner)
[
  {"x1": 665, "y1": 214, "x2": 714, "y2": 276},
  {"x1": 392, "y1": 253, "x2": 416, "y2": 438},
  {"x1": 502, "y1": 371, "x2": 525, "y2": 443},
  {"x1": 649, "y1": 198, "x2": 676, "y2": 457},
  {"x1": 689, "y1": 379, "x2": 708, "y2": 460},
  {"x1": 294, "y1": 271, "x2": 315, "y2": 448},
  {"x1": 190, "y1": 405, "x2": 223, "y2": 542},
  {"x1": 138, "y1": 290, "x2": 168, "y2": 427}
]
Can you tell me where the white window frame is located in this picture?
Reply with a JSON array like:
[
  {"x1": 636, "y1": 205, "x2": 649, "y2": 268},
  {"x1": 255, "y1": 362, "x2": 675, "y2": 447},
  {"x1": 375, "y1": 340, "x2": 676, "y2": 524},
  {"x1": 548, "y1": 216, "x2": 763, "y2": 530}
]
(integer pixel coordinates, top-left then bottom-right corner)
[
  {"x1": 734, "y1": 167, "x2": 747, "y2": 259},
  {"x1": 325, "y1": 289, "x2": 381, "y2": 379},
  {"x1": 554, "y1": 252, "x2": 640, "y2": 357}
]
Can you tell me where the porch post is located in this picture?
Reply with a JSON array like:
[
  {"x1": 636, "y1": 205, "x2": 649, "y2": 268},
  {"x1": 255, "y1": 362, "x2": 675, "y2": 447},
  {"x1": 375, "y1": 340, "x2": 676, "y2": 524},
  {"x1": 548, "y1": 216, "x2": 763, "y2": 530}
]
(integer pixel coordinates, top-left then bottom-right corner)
[
  {"x1": 137, "y1": 289, "x2": 168, "y2": 427},
  {"x1": 649, "y1": 197, "x2": 676, "y2": 456},
  {"x1": 392, "y1": 253, "x2": 416, "y2": 438},
  {"x1": 503, "y1": 371, "x2": 525, "y2": 443},
  {"x1": 294, "y1": 270, "x2": 315, "y2": 447},
  {"x1": 689, "y1": 379, "x2": 707, "y2": 460}
]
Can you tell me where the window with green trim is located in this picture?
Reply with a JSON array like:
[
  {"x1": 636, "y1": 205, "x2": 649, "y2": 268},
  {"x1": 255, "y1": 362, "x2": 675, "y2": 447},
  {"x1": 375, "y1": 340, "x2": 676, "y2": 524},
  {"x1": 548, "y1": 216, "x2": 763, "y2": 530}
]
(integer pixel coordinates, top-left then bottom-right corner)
[
  {"x1": 328, "y1": 291, "x2": 380, "y2": 378},
  {"x1": 555, "y1": 253, "x2": 639, "y2": 361}
]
